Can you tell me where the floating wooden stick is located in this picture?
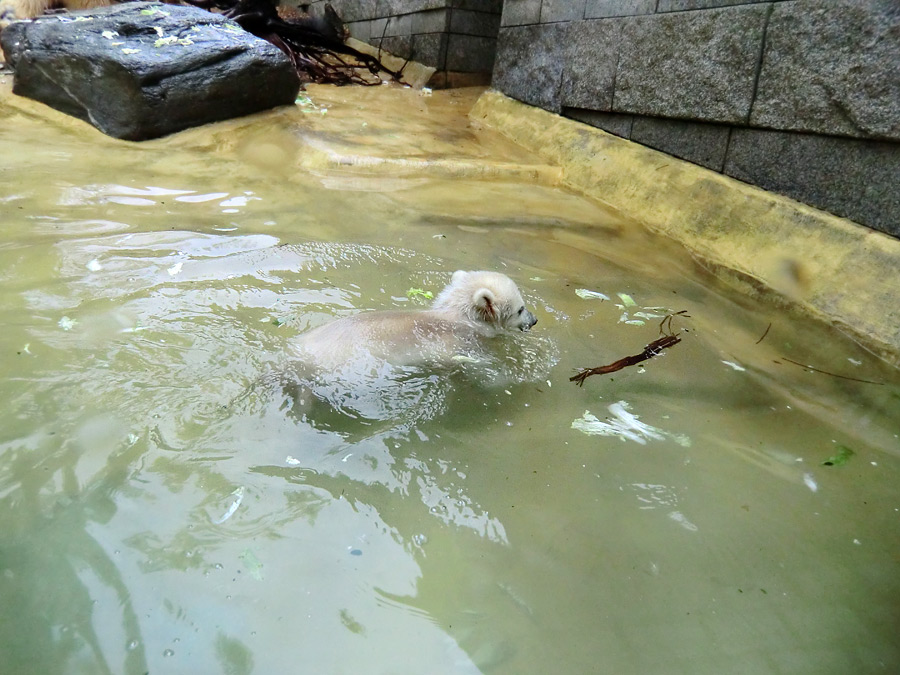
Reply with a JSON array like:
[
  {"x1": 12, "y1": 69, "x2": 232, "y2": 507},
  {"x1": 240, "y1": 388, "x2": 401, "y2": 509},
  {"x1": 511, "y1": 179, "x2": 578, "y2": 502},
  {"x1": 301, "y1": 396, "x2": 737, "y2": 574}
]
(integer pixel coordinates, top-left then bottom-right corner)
[
  {"x1": 570, "y1": 334, "x2": 682, "y2": 386},
  {"x1": 570, "y1": 310, "x2": 688, "y2": 386}
]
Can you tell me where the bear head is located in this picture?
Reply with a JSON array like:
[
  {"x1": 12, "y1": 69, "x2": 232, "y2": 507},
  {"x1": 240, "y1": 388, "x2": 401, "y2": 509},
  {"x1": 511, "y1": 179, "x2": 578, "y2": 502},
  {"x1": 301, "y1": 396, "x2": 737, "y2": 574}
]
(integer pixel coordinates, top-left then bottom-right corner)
[{"x1": 432, "y1": 270, "x2": 538, "y2": 336}]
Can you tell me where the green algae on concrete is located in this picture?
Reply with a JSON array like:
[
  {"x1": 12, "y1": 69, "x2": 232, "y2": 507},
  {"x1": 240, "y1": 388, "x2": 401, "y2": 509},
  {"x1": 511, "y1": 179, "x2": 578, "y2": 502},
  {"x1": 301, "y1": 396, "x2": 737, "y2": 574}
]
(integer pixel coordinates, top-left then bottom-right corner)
[{"x1": 470, "y1": 89, "x2": 900, "y2": 366}]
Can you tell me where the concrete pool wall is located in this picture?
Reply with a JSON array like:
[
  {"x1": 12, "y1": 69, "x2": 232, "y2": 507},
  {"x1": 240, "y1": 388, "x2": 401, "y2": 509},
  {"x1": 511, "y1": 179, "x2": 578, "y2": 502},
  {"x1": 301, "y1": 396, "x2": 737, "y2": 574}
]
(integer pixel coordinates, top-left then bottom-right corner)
[
  {"x1": 470, "y1": 89, "x2": 900, "y2": 367},
  {"x1": 296, "y1": 0, "x2": 899, "y2": 238},
  {"x1": 492, "y1": 0, "x2": 899, "y2": 238}
]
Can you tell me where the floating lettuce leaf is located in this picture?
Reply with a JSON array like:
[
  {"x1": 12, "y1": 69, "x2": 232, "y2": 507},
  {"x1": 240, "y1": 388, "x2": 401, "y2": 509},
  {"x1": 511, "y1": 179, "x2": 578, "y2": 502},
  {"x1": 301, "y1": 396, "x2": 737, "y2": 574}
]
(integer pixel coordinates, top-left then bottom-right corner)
[
  {"x1": 406, "y1": 288, "x2": 433, "y2": 303},
  {"x1": 822, "y1": 445, "x2": 854, "y2": 466},
  {"x1": 575, "y1": 289, "x2": 609, "y2": 301}
]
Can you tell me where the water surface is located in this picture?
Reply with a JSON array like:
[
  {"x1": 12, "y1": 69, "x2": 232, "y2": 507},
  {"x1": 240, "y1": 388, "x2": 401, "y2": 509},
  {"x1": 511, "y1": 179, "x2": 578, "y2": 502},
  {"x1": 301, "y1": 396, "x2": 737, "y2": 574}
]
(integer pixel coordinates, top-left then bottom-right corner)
[{"x1": 1, "y1": 82, "x2": 898, "y2": 675}]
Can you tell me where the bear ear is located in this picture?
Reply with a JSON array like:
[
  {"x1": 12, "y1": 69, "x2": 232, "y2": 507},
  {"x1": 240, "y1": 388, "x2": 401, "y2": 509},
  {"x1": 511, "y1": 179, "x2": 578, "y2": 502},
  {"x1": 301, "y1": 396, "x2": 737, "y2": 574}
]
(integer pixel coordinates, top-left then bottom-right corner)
[
  {"x1": 472, "y1": 287, "x2": 497, "y2": 321},
  {"x1": 451, "y1": 270, "x2": 468, "y2": 285}
]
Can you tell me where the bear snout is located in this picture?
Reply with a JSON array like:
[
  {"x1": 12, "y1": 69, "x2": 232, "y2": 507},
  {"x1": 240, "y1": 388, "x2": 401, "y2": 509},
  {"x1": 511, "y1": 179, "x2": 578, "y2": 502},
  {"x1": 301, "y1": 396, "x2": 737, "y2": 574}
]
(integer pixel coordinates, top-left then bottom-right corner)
[{"x1": 521, "y1": 311, "x2": 538, "y2": 331}]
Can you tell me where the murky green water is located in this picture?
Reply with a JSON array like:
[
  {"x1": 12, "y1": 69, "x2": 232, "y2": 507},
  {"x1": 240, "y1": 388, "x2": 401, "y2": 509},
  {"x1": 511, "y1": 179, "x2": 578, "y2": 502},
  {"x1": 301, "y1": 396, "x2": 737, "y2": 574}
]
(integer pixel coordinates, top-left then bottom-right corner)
[{"x1": 1, "y1": 83, "x2": 898, "y2": 675}]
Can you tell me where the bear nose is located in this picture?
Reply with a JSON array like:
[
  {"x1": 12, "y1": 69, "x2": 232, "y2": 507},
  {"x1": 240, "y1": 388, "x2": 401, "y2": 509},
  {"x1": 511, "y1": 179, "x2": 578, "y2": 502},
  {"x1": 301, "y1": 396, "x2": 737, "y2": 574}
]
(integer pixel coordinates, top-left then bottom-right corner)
[{"x1": 523, "y1": 312, "x2": 537, "y2": 330}]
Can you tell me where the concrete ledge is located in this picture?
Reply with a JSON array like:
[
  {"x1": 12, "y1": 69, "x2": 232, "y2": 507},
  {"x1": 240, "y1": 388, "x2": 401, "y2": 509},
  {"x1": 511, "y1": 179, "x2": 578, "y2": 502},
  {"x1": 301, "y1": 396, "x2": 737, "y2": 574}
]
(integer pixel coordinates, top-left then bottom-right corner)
[{"x1": 470, "y1": 89, "x2": 900, "y2": 365}]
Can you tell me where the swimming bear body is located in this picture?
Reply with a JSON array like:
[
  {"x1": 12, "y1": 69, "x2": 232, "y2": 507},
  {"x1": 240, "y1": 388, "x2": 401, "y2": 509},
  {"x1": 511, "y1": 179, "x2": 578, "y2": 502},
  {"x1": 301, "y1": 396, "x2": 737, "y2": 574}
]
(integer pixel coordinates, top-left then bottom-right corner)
[{"x1": 290, "y1": 270, "x2": 538, "y2": 372}]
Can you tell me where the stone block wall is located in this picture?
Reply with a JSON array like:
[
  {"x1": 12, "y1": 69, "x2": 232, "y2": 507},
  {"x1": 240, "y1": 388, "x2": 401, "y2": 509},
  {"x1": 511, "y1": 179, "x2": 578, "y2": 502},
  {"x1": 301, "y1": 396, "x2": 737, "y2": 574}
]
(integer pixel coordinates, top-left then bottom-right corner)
[
  {"x1": 304, "y1": 0, "x2": 503, "y2": 87},
  {"x1": 493, "y1": 0, "x2": 900, "y2": 236}
]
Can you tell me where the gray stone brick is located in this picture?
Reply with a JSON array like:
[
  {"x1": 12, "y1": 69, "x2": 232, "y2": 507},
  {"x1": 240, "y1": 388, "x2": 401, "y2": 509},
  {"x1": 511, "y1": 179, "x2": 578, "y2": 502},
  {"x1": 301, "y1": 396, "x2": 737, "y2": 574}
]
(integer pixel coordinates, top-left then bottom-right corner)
[
  {"x1": 411, "y1": 32, "x2": 448, "y2": 68},
  {"x1": 657, "y1": 0, "x2": 771, "y2": 10},
  {"x1": 630, "y1": 116, "x2": 731, "y2": 171},
  {"x1": 750, "y1": 0, "x2": 900, "y2": 141},
  {"x1": 585, "y1": 0, "x2": 655, "y2": 19},
  {"x1": 379, "y1": 34, "x2": 413, "y2": 58},
  {"x1": 325, "y1": 0, "x2": 377, "y2": 23},
  {"x1": 452, "y1": 0, "x2": 502, "y2": 11},
  {"x1": 383, "y1": 12, "x2": 412, "y2": 36},
  {"x1": 563, "y1": 108, "x2": 634, "y2": 138},
  {"x1": 412, "y1": 8, "x2": 449, "y2": 33},
  {"x1": 346, "y1": 20, "x2": 372, "y2": 41},
  {"x1": 450, "y1": 9, "x2": 502, "y2": 37},
  {"x1": 493, "y1": 24, "x2": 566, "y2": 111},
  {"x1": 446, "y1": 33, "x2": 497, "y2": 72},
  {"x1": 613, "y1": 5, "x2": 768, "y2": 123},
  {"x1": 501, "y1": 0, "x2": 541, "y2": 26},
  {"x1": 560, "y1": 19, "x2": 622, "y2": 111},
  {"x1": 725, "y1": 129, "x2": 900, "y2": 236},
  {"x1": 370, "y1": 17, "x2": 389, "y2": 39},
  {"x1": 541, "y1": 0, "x2": 586, "y2": 23},
  {"x1": 375, "y1": 0, "x2": 447, "y2": 16}
]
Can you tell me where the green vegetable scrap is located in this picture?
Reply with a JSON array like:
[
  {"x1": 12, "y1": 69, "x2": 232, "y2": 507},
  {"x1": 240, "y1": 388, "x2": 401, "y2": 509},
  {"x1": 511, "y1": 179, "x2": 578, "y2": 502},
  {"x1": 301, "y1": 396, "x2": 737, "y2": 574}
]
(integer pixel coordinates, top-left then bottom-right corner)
[
  {"x1": 617, "y1": 292, "x2": 637, "y2": 307},
  {"x1": 822, "y1": 445, "x2": 854, "y2": 466},
  {"x1": 406, "y1": 288, "x2": 434, "y2": 303}
]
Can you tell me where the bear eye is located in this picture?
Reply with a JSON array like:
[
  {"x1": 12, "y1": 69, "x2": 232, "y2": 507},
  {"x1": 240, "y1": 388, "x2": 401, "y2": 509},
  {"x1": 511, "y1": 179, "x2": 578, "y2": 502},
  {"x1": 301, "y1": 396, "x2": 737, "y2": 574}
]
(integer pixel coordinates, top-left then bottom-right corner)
[{"x1": 517, "y1": 307, "x2": 524, "y2": 315}]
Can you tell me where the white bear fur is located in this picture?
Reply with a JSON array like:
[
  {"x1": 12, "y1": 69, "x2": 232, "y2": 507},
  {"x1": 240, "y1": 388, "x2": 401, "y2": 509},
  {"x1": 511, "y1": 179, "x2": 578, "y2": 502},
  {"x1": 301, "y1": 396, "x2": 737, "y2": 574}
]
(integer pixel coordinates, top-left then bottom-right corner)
[{"x1": 289, "y1": 270, "x2": 537, "y2": 372}]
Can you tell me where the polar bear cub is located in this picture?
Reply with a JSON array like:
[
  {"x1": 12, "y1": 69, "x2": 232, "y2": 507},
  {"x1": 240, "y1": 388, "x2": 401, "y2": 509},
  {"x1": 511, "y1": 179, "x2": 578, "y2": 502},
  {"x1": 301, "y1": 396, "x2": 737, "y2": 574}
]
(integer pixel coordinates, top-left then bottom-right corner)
[{"x1": 290, "y1": 270, "x2": 538, "y2": 372}]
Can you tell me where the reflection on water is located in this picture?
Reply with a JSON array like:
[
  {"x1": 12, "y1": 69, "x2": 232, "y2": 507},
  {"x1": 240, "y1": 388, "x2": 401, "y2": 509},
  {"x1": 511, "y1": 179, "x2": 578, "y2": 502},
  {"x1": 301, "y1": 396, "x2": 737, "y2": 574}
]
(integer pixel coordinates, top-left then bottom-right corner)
[{"x1": 1, "y1": 84, "x2": 899, "y2": 675}]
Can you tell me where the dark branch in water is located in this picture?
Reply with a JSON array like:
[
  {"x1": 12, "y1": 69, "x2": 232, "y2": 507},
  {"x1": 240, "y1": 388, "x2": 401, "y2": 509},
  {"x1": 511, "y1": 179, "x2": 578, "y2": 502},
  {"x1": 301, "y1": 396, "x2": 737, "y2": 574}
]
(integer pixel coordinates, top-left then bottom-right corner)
[
  {"x1": 660, "y1": 309, "x2": 690, "y2": 336},
  {"x1": 183, "y1": 0, "x2": 409, "y2": 85},
  {"x1": 778, "y1": 357, "x2": 884, "y2": 386},
  {"x1": 570, "y1": 311, "x2": 688, "y2": 386},
  {"x1": 755, "y1": 322, "x2": 772, "y2": 344},
  {"x1": 570, "y1": 334, "x2": 682, "y2": 386}
]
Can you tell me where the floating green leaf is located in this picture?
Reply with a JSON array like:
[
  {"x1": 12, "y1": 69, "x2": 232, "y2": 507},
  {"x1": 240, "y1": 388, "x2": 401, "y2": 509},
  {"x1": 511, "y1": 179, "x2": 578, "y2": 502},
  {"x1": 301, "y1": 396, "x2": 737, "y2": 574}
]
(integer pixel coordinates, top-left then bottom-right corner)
[
  {"x1": 822, "y1": 445, "x2": 854, "y2": 466},
  {"x1": 406, "y1": 288, "x2": 433, "y2": 303},
  {"x1": 617, "y1": 292, "x2": 637, "y2": 307}
]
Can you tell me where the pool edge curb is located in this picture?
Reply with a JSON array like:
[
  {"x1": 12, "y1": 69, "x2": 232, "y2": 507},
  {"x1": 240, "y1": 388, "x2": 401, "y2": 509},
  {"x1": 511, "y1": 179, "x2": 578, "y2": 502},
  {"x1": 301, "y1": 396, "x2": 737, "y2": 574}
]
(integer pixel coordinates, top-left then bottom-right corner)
[{"x1": 469, "y1": 89, "x2": 900, "y2": 367}]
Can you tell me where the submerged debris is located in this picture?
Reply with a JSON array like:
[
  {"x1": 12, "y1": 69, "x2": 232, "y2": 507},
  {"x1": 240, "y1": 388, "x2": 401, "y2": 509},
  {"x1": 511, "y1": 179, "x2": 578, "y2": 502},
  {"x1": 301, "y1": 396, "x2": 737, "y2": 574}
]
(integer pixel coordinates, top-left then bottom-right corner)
[
  {"x1": 822, "y1": 445, "x2": 855, "y2": 466},
  {"x1": 779, "y1": 357, "x2": 884, "y2": 385},
  {"x1": 755, "y1": 322, "x2": 772, "y2": 344}
]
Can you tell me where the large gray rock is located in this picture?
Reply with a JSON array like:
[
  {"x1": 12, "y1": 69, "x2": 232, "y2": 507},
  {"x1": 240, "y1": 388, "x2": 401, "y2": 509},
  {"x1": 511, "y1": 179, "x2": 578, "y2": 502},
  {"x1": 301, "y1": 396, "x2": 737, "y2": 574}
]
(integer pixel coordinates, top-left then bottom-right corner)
[
  {"x1": 750, "y1": 0, "x2": 900, "y2": 141},
  {"x1": 0, "y1": 2, "x2": 300, "y2": 140}
]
